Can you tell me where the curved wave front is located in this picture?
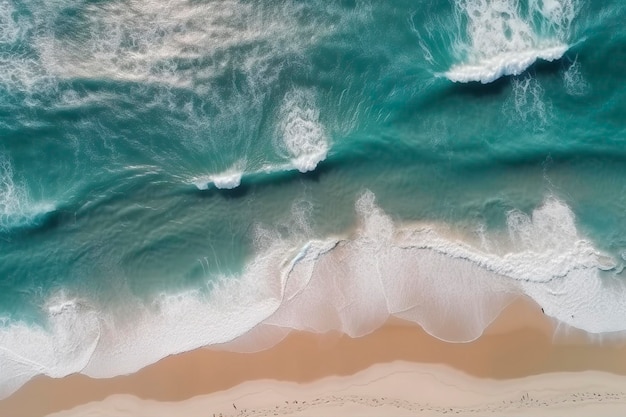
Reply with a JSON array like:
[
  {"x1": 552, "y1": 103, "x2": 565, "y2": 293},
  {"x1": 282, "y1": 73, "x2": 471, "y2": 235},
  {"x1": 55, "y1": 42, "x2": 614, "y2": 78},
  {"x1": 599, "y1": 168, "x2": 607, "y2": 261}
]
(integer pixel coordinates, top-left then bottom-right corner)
[
  {"x1": 0, "y1": 156, "x2": 55, "y2": 232},
  {"x1": 445, "y1": 45, "x2": 568, "y2": 84},
  {"x1": 1, "y1": 191, "x2": 623, "y2": 400},
  {"x1": 444, "y1": 0, "x2": 577, "y2": 83},
  {"x1": 192, "y1": 170, "x2": 244, "y2": 191}
]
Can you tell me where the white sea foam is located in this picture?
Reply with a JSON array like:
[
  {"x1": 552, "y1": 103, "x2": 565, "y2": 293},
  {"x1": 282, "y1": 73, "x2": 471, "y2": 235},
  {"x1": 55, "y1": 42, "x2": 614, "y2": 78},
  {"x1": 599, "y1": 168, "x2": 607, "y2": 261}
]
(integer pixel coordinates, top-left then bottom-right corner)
[
  {"x1": 208, "y1": 172, "x2": 242, "y2": 190},
  {"x1": 446, "y1": 46, "x2": 567, "y2": 84},
  {"x1": 2, "y1": 191, "x2": 625, "y2": 399},
  {"x1": 191, "y1": 161, "x2": 310, "y2": 191},
  {"x1": 0, "y1": 2, "x2": 20, "y2": 45},
  {"x1": 0, "y1": 155, "x2": 54, "y2": 231},
  {"x1": 446, "y1": 0, "x2": 576, "y2": 83},
  {"x1": 0, "y1": 295, "x2": 101, "y2": 399},
  {"x1": 0, "y1": 49, "x2": 52, "y2": 96},
  {"x1": 30, "y1": 0, "x2": 330, "y2": 90},
  {"x1": 0, "y1": 0, "x2": 338, "y2": 97},
  {"x1": 192, "y1": 163, "x2": 245, "y2": 190},
  {"x1": 277, "y1": 89, "x2": 329, "y2": 173},
  {"x1": 0, "y1": 1, "x2": 55, "y2": 96}
]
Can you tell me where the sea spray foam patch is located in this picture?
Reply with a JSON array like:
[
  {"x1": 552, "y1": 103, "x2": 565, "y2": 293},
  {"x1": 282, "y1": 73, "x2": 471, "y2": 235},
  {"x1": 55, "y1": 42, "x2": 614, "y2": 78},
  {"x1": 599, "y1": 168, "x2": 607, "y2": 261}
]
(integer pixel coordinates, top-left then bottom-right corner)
[
  {"x1": 0, "y1": 155, "x2": 54, "y2": 232},
  {"x1": 33, "y1": 0, "x2": 315, "y2": 89},
  {"x1": 445, "y1": 0, "x2": 577, "y2": 83},
  {"x1": 276, "y1": 88, "x2": 329, "y2": 173},
  {"x1": 192, "y1": 161, "x2": 246, "y2": 190}
]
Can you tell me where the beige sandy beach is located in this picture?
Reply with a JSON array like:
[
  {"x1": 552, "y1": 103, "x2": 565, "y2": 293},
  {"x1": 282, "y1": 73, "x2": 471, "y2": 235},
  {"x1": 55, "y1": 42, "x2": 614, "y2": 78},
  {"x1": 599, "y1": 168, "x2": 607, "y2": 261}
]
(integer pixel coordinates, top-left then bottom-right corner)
[{"x1": 2, "y1": 297, "x2": 626, "y2": 417}]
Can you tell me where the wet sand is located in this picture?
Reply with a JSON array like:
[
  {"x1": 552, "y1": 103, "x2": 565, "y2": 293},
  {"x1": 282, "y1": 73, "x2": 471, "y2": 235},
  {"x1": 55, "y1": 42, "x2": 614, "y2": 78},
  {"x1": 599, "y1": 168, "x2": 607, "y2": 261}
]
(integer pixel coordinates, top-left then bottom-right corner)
[{"x1": 2, "y1": 297, "x2": 626, "y2": 416}]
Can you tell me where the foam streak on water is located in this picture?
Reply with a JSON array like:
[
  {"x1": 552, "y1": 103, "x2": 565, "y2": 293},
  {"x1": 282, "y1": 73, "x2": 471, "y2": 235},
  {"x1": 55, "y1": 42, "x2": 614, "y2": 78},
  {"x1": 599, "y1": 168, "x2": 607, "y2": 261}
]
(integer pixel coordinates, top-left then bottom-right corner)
[{"x1": 36, "y1": 0, "x2": 304, "y2": 88}]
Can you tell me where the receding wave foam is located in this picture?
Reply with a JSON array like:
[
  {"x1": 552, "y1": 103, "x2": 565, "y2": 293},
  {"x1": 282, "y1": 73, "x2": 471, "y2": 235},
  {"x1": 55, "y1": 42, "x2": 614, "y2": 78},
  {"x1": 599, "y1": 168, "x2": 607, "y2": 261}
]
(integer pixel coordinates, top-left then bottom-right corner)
[
  {"x1": 2, "y1": 191, "x2": 624, "y2": 399},
  {"x1": 276, "y1": 89, "x2": 329, "y2": 173},
  {"x1": 445, "y1": 0, "x2": 577, "y2": 83},
  {"x1": 0, "y1": 294, "x2": 101, "y2": 400}
]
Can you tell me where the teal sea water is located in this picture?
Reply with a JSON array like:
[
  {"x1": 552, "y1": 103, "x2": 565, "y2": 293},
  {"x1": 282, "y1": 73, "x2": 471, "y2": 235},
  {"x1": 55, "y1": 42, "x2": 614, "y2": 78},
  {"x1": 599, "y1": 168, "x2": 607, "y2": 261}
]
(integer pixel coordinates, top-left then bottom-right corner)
[{"x1": 1, "y1": 0, "x2": 625, "y2": 397}]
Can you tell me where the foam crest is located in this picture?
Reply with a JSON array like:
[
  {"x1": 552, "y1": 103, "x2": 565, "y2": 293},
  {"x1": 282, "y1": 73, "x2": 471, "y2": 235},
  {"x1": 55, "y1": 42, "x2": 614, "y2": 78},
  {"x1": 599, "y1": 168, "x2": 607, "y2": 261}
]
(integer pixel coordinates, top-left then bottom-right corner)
[
  {"x1": 192, "y1": 162, "x2": 245, "y2": 190},
  {"x1": 265, "y1": 191, "x2": 517, "y2": 340},
  {"x1": 446, "y1": 0, "x2": 576, "y2": 83},
  {"x1": 268, "y1": 193, "x2": 625, "y2": 339},
  {"x1": 208, "y1": 172, "x2": 243, "y2": 190},
  {"x1": 277, "y1": 89, "x2": 329, "y2": 173},
  {"x1": 189, "y1": 161, "x2": 322, "y2": 191},
  {"x1": 2, "y1": 192, "x2": 625, "y2": 399},
  {"x1": 0, "y1": 155, "x2": 54, "y2": 231},
  {"x1": 446, "y1": 46, "x2": 567, "y2": 83}
]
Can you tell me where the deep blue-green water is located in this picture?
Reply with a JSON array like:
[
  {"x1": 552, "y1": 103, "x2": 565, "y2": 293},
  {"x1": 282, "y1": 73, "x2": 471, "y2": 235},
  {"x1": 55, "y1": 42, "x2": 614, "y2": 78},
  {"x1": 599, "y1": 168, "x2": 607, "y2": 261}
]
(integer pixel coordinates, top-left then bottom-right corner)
[{"x1": 1, "y1": 0, "x2": 625, "y2": 398}]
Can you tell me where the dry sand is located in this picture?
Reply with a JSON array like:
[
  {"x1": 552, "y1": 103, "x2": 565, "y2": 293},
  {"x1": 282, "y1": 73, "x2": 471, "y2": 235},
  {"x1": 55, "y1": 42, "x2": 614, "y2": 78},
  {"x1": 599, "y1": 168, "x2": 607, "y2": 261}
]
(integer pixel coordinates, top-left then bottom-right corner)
[{"x1": 2, "y1": 297, "x2": 626, "y2": 417}]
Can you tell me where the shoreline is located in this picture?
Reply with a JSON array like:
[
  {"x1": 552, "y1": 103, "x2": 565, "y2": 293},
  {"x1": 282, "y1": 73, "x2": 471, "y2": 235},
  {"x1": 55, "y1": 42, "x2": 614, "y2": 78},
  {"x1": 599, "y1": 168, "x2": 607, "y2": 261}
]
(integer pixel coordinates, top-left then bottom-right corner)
[
  {"x1": 49, "y1": 366, "x2": 626, "y2": 417},
  {"x1": 3, "y1": 297, "x2": 626, "y2": 416}
]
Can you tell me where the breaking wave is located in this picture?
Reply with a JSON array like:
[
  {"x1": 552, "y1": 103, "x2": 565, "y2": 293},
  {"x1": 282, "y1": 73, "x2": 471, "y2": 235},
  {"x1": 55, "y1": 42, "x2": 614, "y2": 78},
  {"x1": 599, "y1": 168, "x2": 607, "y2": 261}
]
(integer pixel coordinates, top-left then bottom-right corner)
[
  {"x1": 276, "y1": 89, "x2": 329, "y2": 173},
  {"x1": 445, "y1": 0, "x2": 577, "y2": 83},
  {"x1": 0, "y1": 155, "x2": 54, "y2": 232},
  {"x1": 1, "y1": 191, "x2": 622, "y2": 399}
]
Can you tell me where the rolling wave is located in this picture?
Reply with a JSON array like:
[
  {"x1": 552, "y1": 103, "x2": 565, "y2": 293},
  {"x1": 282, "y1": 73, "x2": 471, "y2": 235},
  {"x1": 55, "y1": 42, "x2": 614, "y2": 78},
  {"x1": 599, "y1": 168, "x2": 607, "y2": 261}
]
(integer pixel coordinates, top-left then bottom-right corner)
[
  {"x1": 0, "y1": 156, "x2": 54, "y2": 232},
  {"x1": 1, "y1": 191, "x2": 623, "y2": 399},
  {"x1": 444, "y1": 0, "x2": 577, "y2": 83}
]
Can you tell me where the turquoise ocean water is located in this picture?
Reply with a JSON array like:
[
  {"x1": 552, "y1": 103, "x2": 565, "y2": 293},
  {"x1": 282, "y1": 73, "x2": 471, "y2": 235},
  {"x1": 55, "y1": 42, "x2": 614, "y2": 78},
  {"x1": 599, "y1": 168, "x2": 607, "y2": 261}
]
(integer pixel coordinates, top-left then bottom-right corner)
[{"x1": 1, "y1": 0, "x2": 625, "y2": 397}]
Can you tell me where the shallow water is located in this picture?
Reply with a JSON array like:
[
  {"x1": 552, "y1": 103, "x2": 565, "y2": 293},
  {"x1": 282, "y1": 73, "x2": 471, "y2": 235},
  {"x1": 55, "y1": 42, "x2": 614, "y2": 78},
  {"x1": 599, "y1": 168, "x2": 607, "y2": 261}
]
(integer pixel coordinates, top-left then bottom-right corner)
[{"x1": 1, "y1": 0, "x2": 625, "y2": 399}]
